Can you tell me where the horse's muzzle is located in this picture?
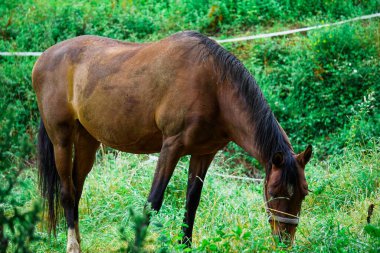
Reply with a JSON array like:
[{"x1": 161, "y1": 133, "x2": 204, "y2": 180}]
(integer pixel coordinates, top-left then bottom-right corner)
[{"x1": 269, "y1": 220, "x2": 297, "y2": 246}]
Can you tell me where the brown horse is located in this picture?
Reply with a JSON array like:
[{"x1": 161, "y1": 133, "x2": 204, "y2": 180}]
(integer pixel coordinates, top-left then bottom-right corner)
[{"x1": 32, "y1": 31, "x2": 312, "y2": 252}]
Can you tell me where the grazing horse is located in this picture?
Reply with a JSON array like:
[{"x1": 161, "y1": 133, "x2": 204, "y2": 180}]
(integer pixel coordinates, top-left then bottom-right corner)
[{"x1": 32, "y1": 31, "x2": 312, "y2": 252}]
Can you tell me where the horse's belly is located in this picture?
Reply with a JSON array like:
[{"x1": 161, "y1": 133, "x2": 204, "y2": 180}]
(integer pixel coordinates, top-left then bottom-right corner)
[
  {"x1": 81, "y1": 115, "x2": 163, "y2": 153},
  {"x1": 75, "y1": 90, "x2": 163, "y2": 153},
  {"x1": 100, "y1": 132, "x2": 163, "y2": 154}
]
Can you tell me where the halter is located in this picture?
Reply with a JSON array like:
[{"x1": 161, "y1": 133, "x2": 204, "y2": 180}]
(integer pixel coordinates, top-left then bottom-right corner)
[{"x1": 263, "y1": 181, "x2": 300, "y2": 225}]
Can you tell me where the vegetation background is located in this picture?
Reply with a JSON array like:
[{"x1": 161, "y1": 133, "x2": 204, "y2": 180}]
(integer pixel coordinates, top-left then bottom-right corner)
[{"x1": 0, "y1": 0, "x2": 379, "y2": 252}]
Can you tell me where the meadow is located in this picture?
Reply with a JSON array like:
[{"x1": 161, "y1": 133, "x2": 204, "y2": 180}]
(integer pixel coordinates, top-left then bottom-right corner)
[{"x1": 1, "y1": 1, "x2": 379, "y2": 252}]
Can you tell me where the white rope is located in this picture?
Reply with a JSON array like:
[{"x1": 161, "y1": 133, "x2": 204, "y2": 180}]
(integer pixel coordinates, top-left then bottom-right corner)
[
  {"x1": 210, "y1": 172, "x2": 263, "y2": 182},
  {"x1": 263, "y1": 186, "x2": 300, "y2": 225},
  {"x1": 216, "y1": 12, "x2": 380, "y2": 43},
  {"x1": 0, "y1": 52, "x2": 42, "y2": 56},
  {"x1": 144, "y1": 155, "x2": 262, "y2": 182},
  {"x1": 0, "y1": 13, "x2": 378, "y2": 56}
]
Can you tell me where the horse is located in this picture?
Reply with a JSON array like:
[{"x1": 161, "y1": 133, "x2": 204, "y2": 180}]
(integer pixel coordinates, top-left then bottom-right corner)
[{"x1": 32, "y1": 31, "x2": 312, "y2": 252}]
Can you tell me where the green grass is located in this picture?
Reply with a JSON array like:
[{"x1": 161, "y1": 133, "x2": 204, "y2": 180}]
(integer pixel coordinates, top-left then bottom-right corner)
[{"x1": 11, "y1": 139, "x2": 379, "y2": 252}]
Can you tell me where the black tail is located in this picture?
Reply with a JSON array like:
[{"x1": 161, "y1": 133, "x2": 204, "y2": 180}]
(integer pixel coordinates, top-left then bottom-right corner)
[{"x1": 38, "y1": 119, "x2": 60, "y2": 235}]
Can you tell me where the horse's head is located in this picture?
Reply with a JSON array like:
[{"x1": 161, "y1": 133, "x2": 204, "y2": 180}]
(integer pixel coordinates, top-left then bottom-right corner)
[{"x1": 264, "y1": 145, "x2": 312, "y2": 245}]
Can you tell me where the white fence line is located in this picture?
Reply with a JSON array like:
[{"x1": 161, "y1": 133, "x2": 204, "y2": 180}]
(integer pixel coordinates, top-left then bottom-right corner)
[
  {"x1": 216, "y1": 12, "x2": 380, "y2": 43},
  {"x1": 0, "y1": 52, "x2": 42, "y2": 56},
  {"x1": 0, "y1": 13, "x2": 379, "y2": 57},
  {"x1": 145, "y1": 155, "x2": 262, "y2": 182},
  {"x1": 210, "y1": 172, "x2": 263, "y2": 182}
]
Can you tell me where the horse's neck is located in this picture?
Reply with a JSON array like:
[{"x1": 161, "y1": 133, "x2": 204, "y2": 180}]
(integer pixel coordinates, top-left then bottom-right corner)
[{"x1": 218, "y1": 81, "x2": 291, "y2": 165}]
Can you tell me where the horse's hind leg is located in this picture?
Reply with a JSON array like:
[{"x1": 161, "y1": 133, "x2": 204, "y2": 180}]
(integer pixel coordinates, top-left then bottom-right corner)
[
  {"x1": 47, "y1": 121, "x2": 79, "y2": 253},
  {"x1": 72, "y1": 123, "x2": 100, "y2": 244},
  {"x1": 181, "y1": 153, "x2": 216, "y2": 246}
]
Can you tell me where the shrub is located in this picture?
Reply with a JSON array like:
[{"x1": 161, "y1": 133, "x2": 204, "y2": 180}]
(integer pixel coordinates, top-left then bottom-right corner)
[
  {"x1": 0, "y1": 105, "x2": 40, "y2": 252},
  {"x1": 242, "y1": 22, "x2": 380, "y2": 157}
]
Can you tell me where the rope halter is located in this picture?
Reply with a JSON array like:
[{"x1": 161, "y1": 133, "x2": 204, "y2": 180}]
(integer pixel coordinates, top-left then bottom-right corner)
[{"x1": 263, "y1": 182, "x2": 300, "y2": 225}]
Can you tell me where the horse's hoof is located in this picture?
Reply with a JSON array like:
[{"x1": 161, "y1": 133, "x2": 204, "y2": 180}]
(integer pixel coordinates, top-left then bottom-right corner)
[{"x1": 66, "y1": 241, "x2": 80, "y2": 253}]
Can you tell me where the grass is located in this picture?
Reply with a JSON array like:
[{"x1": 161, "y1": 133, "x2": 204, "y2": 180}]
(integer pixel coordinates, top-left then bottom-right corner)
[{"x1": 12, "y1": 139, "x2": 380, "y2": 252}]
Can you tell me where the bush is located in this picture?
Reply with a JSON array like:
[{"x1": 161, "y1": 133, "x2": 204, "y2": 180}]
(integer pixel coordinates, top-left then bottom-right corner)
[
  {"x1": 239, "y1": 22, "x2": 380, "y2": 157},
  {"x1": 0, "y1": 105, "x2": 40, "y2": 252},
  {"x1": 1, "y1": 0, "x2": 379, "y2": 52}
]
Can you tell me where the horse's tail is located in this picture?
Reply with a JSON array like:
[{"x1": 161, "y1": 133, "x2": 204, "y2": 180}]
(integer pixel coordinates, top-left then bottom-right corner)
[{"x1": 38, "y1": 119, "x2": 60, "y2": 235}]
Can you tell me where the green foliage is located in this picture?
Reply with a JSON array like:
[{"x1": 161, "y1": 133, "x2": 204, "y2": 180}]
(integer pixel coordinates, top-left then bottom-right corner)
[
  {"x1": 236, "y1": 22, "x2": 380, "y2": 157},
  {"x1": 1, "y1": 0, "x2": 379, "y2": 51},
  {"x1": 118, "y1": 208, "x2": 150, "y2": 253},
  {"x1": 364, "y1": 224, "x2": 380, "y2": 238},
  {"x1": 0, "y1": 105, "x2": 40, "y2": 252}
]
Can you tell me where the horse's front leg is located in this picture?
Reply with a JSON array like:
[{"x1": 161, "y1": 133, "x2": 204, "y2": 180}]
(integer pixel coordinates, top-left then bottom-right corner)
[
  {"x1": 146, "y1": 134, "x2": 183, "y2": 214},
  {"x1": 181, "y1": 153, "x2": 216, "y2": 247}
]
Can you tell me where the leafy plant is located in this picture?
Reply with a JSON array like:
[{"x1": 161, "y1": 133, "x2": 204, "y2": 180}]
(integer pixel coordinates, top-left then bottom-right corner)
[
  {"x1": 118, "y1": 208, "x2": 149, "y2": 253},
  {"x1": 0, "y1": 105, "x2": 40, "y2": 252}
]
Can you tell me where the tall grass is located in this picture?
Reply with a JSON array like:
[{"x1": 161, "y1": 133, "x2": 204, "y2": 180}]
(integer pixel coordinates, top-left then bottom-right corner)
[{"x1": 7, "y1": 137, "x2": 378, "y2": 252}]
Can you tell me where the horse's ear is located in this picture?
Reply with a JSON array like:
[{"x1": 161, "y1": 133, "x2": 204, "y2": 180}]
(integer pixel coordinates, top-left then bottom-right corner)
[
  {"x1": 298, "y1": 145, "x2": 312, "y2": 167},
  {"x1": 272, "y1": 152, "x2": 284, "y2": 167}
]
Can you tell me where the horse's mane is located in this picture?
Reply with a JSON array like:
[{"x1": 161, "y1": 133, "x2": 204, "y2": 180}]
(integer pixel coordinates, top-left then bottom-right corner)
[{"x1": 181, "y1": 31, "x2": 296, "y2": 183}]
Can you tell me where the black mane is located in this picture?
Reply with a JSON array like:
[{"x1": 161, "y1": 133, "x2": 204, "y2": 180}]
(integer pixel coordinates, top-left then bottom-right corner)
[
  {"x1": 182, "y1": 31, "x2": 298, "y2": 185},
  {"x1": 183, "y1": 31, "x2": 296, "y2": 182}
]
